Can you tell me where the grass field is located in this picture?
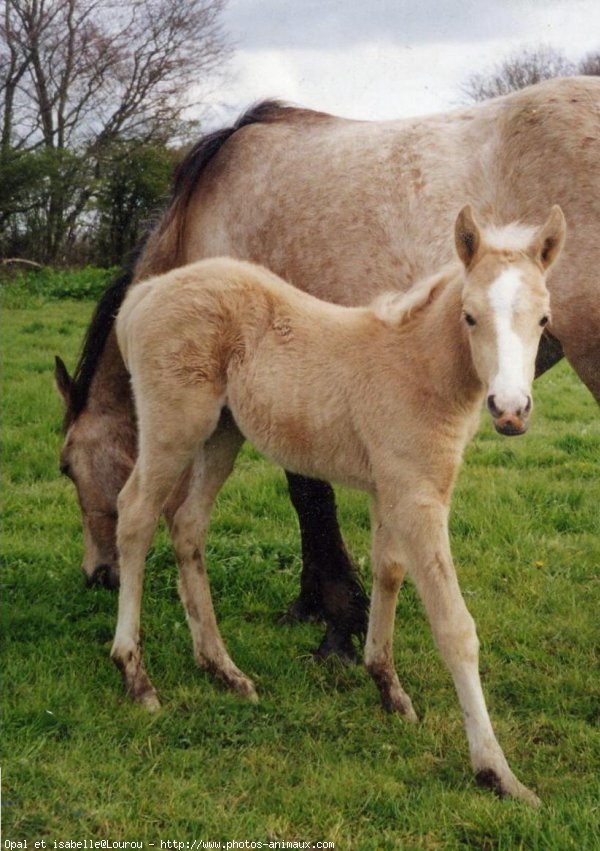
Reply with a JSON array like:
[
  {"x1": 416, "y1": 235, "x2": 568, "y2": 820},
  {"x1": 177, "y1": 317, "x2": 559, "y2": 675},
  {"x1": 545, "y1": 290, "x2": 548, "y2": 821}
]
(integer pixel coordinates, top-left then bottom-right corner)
[{"x1": 2, "y1": 274, "x2": 600, "y2": 849}]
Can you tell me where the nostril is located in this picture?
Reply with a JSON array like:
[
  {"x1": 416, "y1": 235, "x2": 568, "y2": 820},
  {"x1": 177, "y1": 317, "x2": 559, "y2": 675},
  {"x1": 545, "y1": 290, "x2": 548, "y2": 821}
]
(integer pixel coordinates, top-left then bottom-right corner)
[
  {"x1": 516, "y1": 396, "x2": 532, "y2": 418},
  {"x1": 487, "y1": 394, "x2": 503, "y2": 418}
]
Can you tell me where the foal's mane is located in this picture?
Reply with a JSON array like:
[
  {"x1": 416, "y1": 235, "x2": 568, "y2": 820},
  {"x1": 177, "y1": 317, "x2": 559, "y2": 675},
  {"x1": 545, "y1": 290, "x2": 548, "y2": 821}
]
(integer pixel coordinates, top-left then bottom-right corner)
[
  {"x1": 372, "y1": 219, "x2": 541, "y2": 329},
  {"x1": 372, "y1": 266, "x2": 454, "y2": 327},
  {"x1": 65, "y1": 99, "x2": 309, "y2": 429}
]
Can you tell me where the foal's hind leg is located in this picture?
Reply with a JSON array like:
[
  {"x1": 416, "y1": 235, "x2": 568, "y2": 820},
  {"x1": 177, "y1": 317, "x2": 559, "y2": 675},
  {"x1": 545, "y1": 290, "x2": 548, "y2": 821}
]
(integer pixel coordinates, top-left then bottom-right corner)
[
  {"x1": 167, "y1": 420, "x2": 257, "y2": 700},
  {"x1": 111, "y1": 394, "x2": 223, "y2": 710}
]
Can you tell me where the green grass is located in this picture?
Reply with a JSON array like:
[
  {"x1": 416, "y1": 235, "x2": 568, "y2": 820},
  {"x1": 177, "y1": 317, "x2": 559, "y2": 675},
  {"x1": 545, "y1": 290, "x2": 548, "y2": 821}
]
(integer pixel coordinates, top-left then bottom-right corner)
[
  {"x1": 1, "y1": 265, "x2": 117, "y2": 308},
  {"x1": 2, "y1": 286, "x2": 600, "y2": 849}
]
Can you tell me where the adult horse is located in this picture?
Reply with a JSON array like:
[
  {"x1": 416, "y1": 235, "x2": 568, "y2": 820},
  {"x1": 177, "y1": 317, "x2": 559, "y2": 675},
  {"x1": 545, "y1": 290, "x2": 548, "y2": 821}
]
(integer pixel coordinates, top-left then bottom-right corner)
[{"x1": 56, "y1": 75, "x2": 600, "y2": 658}]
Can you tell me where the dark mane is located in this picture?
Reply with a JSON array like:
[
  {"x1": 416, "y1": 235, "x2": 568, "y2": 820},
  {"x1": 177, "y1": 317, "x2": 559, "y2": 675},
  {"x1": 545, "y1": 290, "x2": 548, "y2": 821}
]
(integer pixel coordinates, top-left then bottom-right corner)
[
  {"x1": 65, "y1": 100, "x2": 294, "y2": 429},
  {"x1": 63, "y1": 242, "x2": 146, "y2": 430}
]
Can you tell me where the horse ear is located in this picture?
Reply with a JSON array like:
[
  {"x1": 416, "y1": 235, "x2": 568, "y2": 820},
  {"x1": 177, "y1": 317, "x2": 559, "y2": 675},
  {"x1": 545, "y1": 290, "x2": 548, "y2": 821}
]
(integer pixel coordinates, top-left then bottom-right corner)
[
  {"x1": 54, "y1": 355, "x2": 73, "y2": 405},
  {"x1": 455, "y1": 205, "x2": 481, "y2": 269},
  {"x1": 529, "y1": 205, "x2": 566, "y2": 271}
]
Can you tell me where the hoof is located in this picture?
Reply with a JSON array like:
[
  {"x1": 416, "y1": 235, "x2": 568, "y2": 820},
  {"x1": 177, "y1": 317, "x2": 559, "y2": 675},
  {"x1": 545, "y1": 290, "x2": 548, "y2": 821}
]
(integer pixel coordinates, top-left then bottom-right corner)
[
  {"x1": 381, "y1": 692, "x2": 418, "y2": 722},
  {"x1": 86, "y1": 563, "x2": 120, "y2": 590},
  {"x1": 367, "y1": 662, "x2": 417, "y2": 720},
  {"x1": 229, "y1": 674, "x2": 258, "y2": 702},
  {"x1": 475, "y1": 768, "x2": 541, "y2": 807},
  {"x1": 278, "y1": 596, "x2": 324, "y2": 625},
  {"x1": 112, "y1": 644, "x2": 157, "y2": 709},
  {"x1": 314, "y1": 628, "x2": 359, "y2": 663},
  {"x1": 137, "y1": 688, "x2": 161, "y2": 713}
]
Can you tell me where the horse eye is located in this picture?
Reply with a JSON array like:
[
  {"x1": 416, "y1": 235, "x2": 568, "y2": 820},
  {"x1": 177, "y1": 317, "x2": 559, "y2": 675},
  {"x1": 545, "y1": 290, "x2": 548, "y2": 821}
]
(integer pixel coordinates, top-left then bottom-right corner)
[
  {"x1": 464, "y1": 312, "x2": 476, "y2": 327},
  {"x1": 539, "y1": 315, "x2": 549, "y2": 327}
]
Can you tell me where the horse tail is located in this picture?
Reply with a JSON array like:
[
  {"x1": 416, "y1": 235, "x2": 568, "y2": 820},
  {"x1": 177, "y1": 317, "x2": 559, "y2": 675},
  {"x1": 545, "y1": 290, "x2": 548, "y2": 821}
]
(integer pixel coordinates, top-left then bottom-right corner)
[{"x1": 137, "y1": 100, "x2": 293, "y2": 278}]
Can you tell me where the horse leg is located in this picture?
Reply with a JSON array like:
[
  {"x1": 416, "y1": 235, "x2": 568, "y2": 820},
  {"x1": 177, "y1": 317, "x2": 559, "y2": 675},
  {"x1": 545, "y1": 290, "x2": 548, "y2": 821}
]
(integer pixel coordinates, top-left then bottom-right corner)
[
  {"x1": 563, "y1": 341, "x2": 600, "y2": 407},
  {"x1": 285, "y1": 472, "x2": 369, "y2": 661},
  {"x1": 111, "y1": 460, "x2": 188, "y2": 711},
  {"x1": 398, "y1": 499, "x2": 540, "y2": 805},
  {"x1": 111, "y1": 395, "x2": 223, "y2": 710},
  {"x1": 167, "y1": 422, "x2": 257, "y2": 700},
  {"x1": 534, "y1": 329, "x2": 564, "y2": 378},
  {"x1": 364, "y1": 497, "x2": 417, "y2": 720}
]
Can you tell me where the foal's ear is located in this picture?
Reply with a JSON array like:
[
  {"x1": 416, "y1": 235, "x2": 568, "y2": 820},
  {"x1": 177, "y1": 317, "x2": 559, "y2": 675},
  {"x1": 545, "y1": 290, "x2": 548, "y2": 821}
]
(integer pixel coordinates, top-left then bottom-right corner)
[
  {"x1": 455, "y1": 205, "x2": 481, "y2": 269},
  {"x1": 54, "y1": 355, "x2": 73, "y2": 405},
  {"x1": 529, "y1": 205, "x2": 566, "y2": 271}
]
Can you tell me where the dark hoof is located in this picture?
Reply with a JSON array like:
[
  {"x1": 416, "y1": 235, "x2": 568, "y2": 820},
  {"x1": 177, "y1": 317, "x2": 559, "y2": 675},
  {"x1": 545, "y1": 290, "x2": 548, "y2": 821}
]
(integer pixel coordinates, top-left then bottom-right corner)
[
  {"x1": 314, "y1": 628, "x2": 359, "y2": 663},
  {"x1": 278, "y1": 595, "x2": 325, "y2": 625},
  {"x1": 86, "y1": 563, "x2": 120, "y2": 590},
  {"x1": 475, "y1": 768, "x2": 506, "y2": 797},
  {"x1": 379, "y1": 691, "x2": 418, "y2": 721},
  {"x1": 475, "y1": 768, "x2": 540, "y2": 806}
]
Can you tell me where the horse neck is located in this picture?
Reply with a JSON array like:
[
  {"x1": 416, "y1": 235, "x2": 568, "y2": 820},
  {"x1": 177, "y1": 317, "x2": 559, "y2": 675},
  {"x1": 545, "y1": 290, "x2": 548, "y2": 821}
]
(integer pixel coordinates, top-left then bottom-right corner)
[
  {"x1": 87, "y1": 329, "x2": 135, "y2": 423},
  {"x1": 406, "y1": 270, "x2": 483, "y2": 414}
]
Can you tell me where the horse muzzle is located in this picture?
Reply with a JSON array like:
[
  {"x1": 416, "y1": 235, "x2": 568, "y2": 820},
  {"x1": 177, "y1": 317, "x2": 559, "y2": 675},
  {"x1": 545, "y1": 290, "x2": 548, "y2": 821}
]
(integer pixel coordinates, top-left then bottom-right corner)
[
  {"x1": 487, "y1": 393, "x2": 531, "y2": 437},
  {"x1": 493, "y1": 415, "x2": 528, "y2": 436}
]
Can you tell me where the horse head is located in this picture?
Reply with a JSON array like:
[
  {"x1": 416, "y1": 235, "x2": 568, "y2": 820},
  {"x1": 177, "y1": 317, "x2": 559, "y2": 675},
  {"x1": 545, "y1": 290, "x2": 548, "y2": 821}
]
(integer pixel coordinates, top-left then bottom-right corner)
[{"x1": 456, "y1": 204, "x2": 566, "y2": 435}]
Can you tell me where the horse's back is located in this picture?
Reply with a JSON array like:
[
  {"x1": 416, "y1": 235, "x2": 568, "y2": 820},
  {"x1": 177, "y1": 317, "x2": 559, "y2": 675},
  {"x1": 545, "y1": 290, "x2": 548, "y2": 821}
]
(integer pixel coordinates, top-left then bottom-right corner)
[
  {"x1": 173, "y1": 77, "x2": 600, "y2": 398},
  {"x1": 119, "y1": 257, "x2": 375, "y2": 487},
  {"x1": 183, "y1": 77, "x2": 599, "y2": 291},
  {"x1": 132, "y1": 78, "x2": 600, "y2": 399}
]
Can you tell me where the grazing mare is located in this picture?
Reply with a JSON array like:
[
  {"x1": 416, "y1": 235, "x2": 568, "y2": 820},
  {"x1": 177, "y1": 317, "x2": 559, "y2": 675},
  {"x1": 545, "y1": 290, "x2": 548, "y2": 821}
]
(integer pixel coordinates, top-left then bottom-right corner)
[
  {"x1": 56, "y1": 76, "x2": 600, "y2": 658},
  {"x1": 112, "y1": 206, "x2": 565, "y2": 805}
]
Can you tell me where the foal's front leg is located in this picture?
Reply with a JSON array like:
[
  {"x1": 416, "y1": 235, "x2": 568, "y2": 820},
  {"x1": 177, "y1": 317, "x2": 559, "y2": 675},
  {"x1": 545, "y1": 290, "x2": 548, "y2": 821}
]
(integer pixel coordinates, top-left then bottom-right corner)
[
  {"x1": 111, "y1": 397, "x2": 223, "y2": 710},
  {"x1": 368, "y1": 494, "x2": 539, "y2": 805},
  {"x1": 112, "y1": 462, "x2": 183, "y2": 711},
  {"x1": 168, "y1": 423, "x2": 257, "y2": 700},
  {"x1": 365, "y1": 497, "x2": 417, "y2": 720}
]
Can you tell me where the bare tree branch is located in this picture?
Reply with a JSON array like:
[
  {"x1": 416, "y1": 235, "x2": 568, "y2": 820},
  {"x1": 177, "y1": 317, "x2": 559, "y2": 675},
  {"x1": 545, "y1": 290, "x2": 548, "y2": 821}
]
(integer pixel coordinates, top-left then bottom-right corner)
[
  {"x1": 579, "y1": 51, "x2": 600, "y2": 76},
  {"x1": 3, "y1": 0, "x2": 230, "y2": 148},
  {"x1": 462, "y1": 46, "x2": 579, "y2": 103},
  {"x1": 0, "y1": 0, "x2": 231, "y2": 262}
]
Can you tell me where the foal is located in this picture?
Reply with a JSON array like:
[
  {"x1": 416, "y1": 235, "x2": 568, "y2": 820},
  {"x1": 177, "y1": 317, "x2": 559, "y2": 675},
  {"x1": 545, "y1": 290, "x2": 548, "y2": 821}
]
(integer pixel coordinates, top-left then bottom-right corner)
[{"x1": 113, "y1": 205, "x2": 565, "y2": 804}]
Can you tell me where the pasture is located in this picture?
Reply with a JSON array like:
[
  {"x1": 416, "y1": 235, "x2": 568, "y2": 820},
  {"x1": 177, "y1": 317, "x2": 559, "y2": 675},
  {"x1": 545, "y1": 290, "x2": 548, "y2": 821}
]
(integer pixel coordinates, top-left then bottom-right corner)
[{"x1": 2, "y1": 271, "x2": 599, "y2": 848}]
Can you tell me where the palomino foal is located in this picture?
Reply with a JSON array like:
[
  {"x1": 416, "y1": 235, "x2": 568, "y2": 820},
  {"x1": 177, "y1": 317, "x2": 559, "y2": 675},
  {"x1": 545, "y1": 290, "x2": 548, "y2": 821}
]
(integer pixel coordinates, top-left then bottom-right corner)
[{"x1": 113, "y1": 205, "x2": 565, "y2": 804}]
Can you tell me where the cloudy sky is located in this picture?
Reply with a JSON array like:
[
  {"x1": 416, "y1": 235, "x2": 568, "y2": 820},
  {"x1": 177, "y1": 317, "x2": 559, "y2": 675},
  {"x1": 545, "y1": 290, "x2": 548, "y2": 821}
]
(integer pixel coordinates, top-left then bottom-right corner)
[{"x1": 202, "y1": 0, "x2": 600, "y2": 125}]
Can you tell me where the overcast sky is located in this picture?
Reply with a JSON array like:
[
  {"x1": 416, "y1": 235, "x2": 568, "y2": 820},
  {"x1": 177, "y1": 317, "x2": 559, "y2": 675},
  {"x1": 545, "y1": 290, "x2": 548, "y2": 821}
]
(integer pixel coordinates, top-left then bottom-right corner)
[{"x1": 201, "y1": 0, "x2": 600, "y2": 125}]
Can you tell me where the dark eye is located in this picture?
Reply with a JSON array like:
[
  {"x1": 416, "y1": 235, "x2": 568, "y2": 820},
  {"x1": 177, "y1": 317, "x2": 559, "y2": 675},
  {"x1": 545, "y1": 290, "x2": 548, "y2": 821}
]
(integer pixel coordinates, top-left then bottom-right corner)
[
  {"x1": 59, "y1": 462, "x2": 71, "y2": 478},
  {"x1": 539, "y1": 315, "x2": 549, "y2": 327},
  {"x1": 464, "y1": 312, "x2": 476, "y2": 327}
]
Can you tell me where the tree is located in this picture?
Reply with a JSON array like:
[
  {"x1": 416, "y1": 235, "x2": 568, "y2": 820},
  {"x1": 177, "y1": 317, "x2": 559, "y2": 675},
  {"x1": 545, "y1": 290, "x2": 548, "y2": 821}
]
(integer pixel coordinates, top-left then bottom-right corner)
[
  {"x1": 0, "y1": 0, "x2": 230, "y2": 263},
  {"x1": 579, "y1": 51, "x2": 600, "y2": 76},
  {"x1": 0, "y1": 145, "x2": 89, "y2": 259},
  {"x1": 462, "y1": 45, "x2": 598, "y2": 103},
  {"x1": 94, "y1": 140, "x2": 178, "y2": 265}
]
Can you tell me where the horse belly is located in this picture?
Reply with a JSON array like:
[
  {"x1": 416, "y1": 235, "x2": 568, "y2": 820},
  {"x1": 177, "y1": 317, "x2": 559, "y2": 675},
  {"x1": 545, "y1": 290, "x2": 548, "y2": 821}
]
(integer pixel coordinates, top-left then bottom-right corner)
[{"x1": 226, "y1": 351, "x2": 373, "y2": 490}]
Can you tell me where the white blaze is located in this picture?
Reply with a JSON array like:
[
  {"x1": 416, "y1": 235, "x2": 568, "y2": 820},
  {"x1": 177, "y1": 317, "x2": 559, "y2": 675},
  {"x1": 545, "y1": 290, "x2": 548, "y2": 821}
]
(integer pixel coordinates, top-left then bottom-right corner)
[{"x1": 487, "y1": 268, "x2": 529, "y2": 414}]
